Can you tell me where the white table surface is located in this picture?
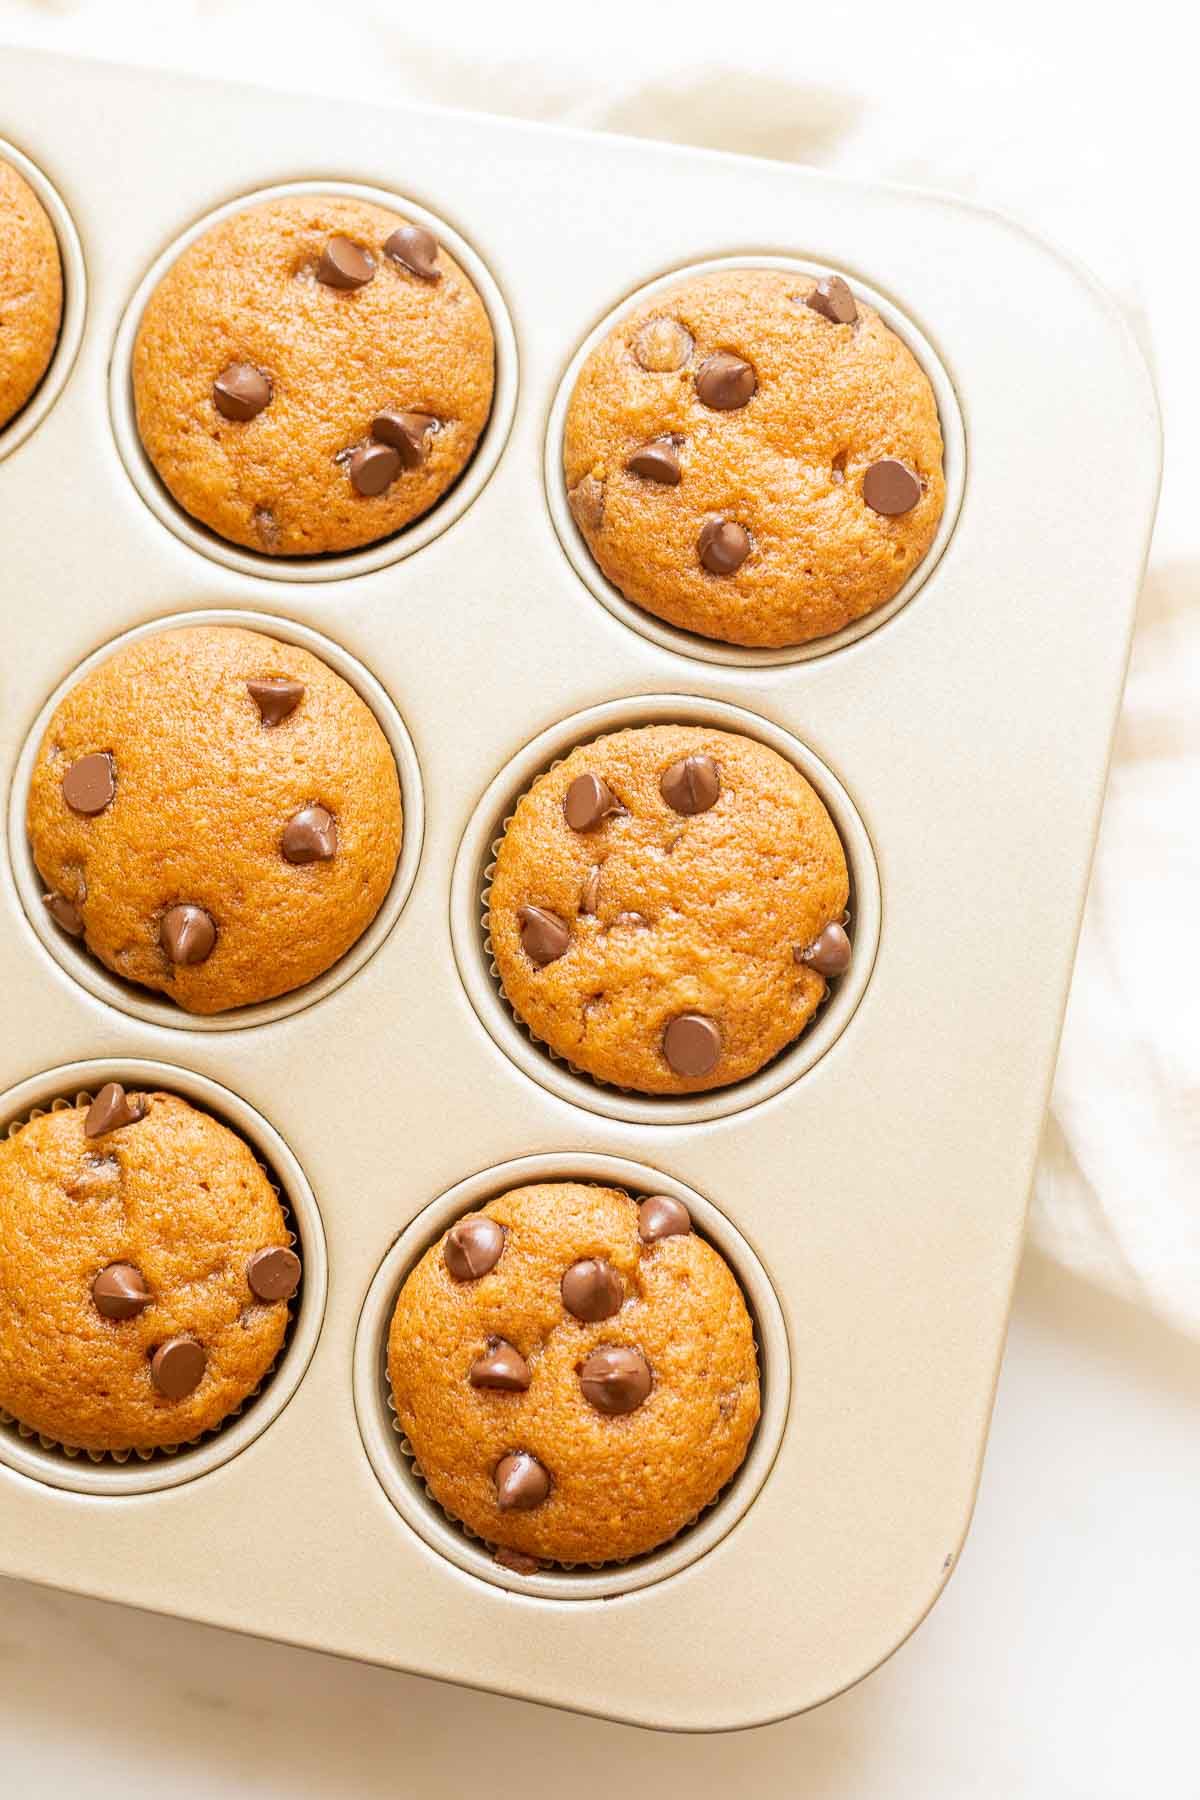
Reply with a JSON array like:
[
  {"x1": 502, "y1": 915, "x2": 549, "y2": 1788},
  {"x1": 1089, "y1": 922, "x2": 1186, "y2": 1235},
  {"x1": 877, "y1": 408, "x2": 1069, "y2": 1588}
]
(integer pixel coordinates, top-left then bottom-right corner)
[
  {"x1": 3, "y1": 1248, "x2": 1196, "y2": 1797},
  {"x1": 1, "y1": 5, "x2": 1193, "y2": 1791}
]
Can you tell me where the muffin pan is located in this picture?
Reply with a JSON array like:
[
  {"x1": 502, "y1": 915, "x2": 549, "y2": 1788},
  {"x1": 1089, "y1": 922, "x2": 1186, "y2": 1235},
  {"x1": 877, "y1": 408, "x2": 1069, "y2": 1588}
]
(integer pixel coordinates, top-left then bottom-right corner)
[{"x1": 0, "y1": 51, "x2": 1159, "y2": 1733}]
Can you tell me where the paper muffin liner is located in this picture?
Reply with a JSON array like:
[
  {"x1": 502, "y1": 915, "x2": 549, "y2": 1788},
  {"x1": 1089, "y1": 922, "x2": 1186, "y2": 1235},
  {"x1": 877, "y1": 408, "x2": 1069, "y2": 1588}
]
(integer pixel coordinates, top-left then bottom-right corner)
[
  {"x1": 0, "y1": 1088, "x2": 300, "y2": 1466},
  {"x1": 381, "y1": 1183, "x2": 764, "y2": 1576},
  {"x1": 479, "y1": 737, "x2": 853, "y2": 1101}
]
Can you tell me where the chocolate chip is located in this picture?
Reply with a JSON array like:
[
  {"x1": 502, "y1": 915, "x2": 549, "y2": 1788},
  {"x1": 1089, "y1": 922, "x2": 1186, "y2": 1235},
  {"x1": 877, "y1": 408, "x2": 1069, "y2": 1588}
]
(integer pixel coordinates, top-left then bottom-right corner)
[
  {"x1": 567, "y1": 473, "x2": 605, "y2": 533},
  {"x1": 470, "y1": 1339, "x2": 531, "y2": 1391},
  {"x1": 625, "y1": 440, "x2": 681, "y2": 485},
  {"x1": 383, "y1": 224, "x2": 441, "y2": 281},
  {"x1": 494, "y1": 1451, "x2": 550, "y2": 1512},
  {"x1": 62, "y1": 752, "x2": 114, "y2": 815},
  {"x1": 695, "y1": 352, "x2": 756, "y2": 410},
  {"x1": 518, "y1": 905, "x2": 570, "y2": 966},
  {"x1": 282, "y1": 805, "x2": 337, "y2": 864},
  {"x1": 349, "y1": 442, "x2": 401, "y2": 496},
  {"x1": 84, "y1": 1083, "x2": 146, "y2": 1139},
  {"x1": 660, "y1": 753, "x2": 719, "y2": 816},
  {"x1": 151, "y1": 1337, "x2": 206, "y2": 1400},
  {"x1": 444, "y1": 1216, "x2": 505, "y2": 1282},
  {"x1": 43, "y1": 892, "x2": 84, "y2": 936},
  {"x1": 697, "y1": 518, "x2": 750, "y2": 575},
  {"x1": 579, "y1": 866, "x2": 601, "y2": 916},
  {"x1": 161, "y1": 904, "x2": 216, "y2": 967},
  {"x1": 92, "y1": 1263, "x2": 151, "y2": 1320},
  {"x1": 663, "y1": 1013, "x2": 722, "y2": 1077},
  {"x1": 580, "y1": 1345, "x2": 651, "y2": 1415},
  {"x1": 494, "y1": 1546, "x2": 540, "y2": 1575},
  {"x1": 561, "y1": 1258, "x2": 623, "y2": 1322},
  {"x1": 318, "y1": 236, "x2": 375, "y2": 290},
  {"x1": 806, "y1": 275, "x2": 857, "y2": 325},
  {"x1": 796, "y1": 921, "x2": 852, "y2": 976},
  {"x1": 863, "y1": 458, "x2": 921, "y2": 516},
  {"x1": 246, "y1": 1246, "x2": 302, "y2": 1302},
  {"x1": 637, "y1": 1194, "x2": 692, "y2": 1242},
  {"x1": 212, "y1": 363, "x2": 272, "y2": 421},
  {"x1": 564, "y1": 772, "x2": 621, "y2": 832},
  {"x1": 371, "y1": 410, "x2": 436, "y2": 467},
  {"x1": 247, "y1": 678, "x2": 304, "y2": 727},
  {"x1": 633, "y1": 317, "x2": 693, "y2": 372}
]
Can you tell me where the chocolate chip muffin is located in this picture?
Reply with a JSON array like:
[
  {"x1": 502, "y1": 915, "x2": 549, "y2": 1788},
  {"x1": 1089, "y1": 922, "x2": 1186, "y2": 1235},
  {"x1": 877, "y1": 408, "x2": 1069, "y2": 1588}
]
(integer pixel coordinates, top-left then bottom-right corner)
[
  {"x1": 388, "y1": 1182, "x2": 759, "y2": 1565},
  {"x1": 132, "y1": 194, "x2": 494, "y2": 555},
  {"x1": 0, "y1": 1086, "x2": 300, "y2": 1453},
  {"x1": 488, "y1": 724, "x2": 850, "y2": 1094},
  {"x1": 28, "y1": 624, "x2": 402, "y2": 1014},
  {"x1": 564, "y1": 268, "x2": 945, "y2": 647},
  {"x1": 0, "y1": 157, "x2": 63, "y2": 431}
]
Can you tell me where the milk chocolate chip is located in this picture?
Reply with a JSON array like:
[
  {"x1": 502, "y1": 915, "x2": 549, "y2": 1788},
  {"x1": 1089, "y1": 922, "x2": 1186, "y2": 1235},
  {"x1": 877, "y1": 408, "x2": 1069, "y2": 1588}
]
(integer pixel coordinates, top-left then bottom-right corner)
[
  {"x1": 561, "y1": 1258, "x2": 623, "y2": 1322},
  {"x1": 470, "y1": 1340, "x2": 531, "y2": 1392},
  {"x1": 151, "y1": 1337, "x2": 206, "y2": 1399},
  {"x1": 43, "y1": 893, "x2": 84, "y2": 936},
  {"x1": 246, "y1": 1246, "x2": 302, "y2": 1302},
  {"x1": 372, "y1": 410, "x2": 436, "y2": 467},
  {"x1": 697, "y1": 518, "x2": 750, "y2": 575},
  {"x1": 84, "y1": 1083, "x2": 146, "y2": 1139},
  {"x1": 580, "y1": 1345, "x2": 651, "y2": 1415},
  {"x1": 663, "y1": 1013, "x2": 722, "y2": 1077},
  {"x1": 564, "y1": 772, "x2": 621, "y2": 832},
  {"x1": 318, "y1": 236, "x2": 375, "y2": 290},
  {"x1": 695, "y1": 352, "x2": 756, "y2": 410},
  {"x1": 806, "y1": 275, "x2": 857, "y2": 325},
  {"x1": 660, "y1": 753, "x2": 719, "y2": 816},
  {"x1": 62, "y1": 752, "x2": 114, "y2": 816},
  {"x1": 383, "y1": 224, "x2": 441, "y2": 281},
  {"x1": 796, "y1": 921, "x2": 851, "y2": 976},
  {"x1": 349, "y1": 442, "x2": 401, "y2": 496},
  {"x1": 863, "y1": 458, "x2": 921, "y2": 516},
  {"x1": 161, "y1": 904, "x2": 216, "y2": 967},
  {"x1": 518, "y1": 905, "x2": 571, "y2": 966},
  {"x1": 444, "y1": 1216, "x2": 505, "y2": 1282},
  {"x1": 282, "y1": 806, "x2": 337, "y2": 864},
  {"x1": 625, "y1": 440, "x2": 681, "y2": 485},
  {"x1": 637, "y1": 1194, "x2": 692, "y2": 1242},
  {"x1": 212, "y1": 363, "x2": 272, "y2": 421},
  {"x1": 92, "y1": 1263, "x2": 151, "y2": 1320},
  {"x1": 494, "y1": 1451, "x2": 550, "y2": 1511},
  {"x1": 247, "y1": 678, "x2": 304, "y2": 727}
]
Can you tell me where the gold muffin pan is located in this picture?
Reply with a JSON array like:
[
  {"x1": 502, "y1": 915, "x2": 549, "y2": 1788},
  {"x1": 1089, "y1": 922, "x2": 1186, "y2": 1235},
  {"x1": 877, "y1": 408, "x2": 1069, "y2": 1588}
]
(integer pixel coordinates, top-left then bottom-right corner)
[{"x1": 0, "y1": 50, "x2": 1159, "y2": 1732}]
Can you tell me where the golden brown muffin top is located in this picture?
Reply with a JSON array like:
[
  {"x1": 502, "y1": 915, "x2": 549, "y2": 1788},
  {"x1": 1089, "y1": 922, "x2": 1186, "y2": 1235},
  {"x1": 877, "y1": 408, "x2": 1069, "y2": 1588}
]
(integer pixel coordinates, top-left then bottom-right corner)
[
  {"x1": 388, "y1": 1182, "x2": 760, "y2": 1565},
  {"x1": 0, "y1": 157, "x2": 63, "y2": 431},
  {"x1": 0, "y1": 1091, "x2": 296, "y2": 1453},
  {"x1": 564, "y1": 268, "x2": 944, "y2": 646}
]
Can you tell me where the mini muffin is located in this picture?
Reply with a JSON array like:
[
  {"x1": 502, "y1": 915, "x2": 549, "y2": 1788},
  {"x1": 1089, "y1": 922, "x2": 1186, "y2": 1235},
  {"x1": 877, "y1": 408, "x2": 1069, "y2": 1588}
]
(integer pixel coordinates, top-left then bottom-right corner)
[
  {"x1": 28, "y1": 624, "x2": 402, "y2": 1014},
  {"x1": 133, "y1": 193, "x2": 494, "y2": 554},
  {"x1": 564, "y1": 267, "x2": 944, "y2": 647},
  {"x1": 0, "y1": 157, "x2": 63, "y2": 431},
  {"x1": 389, "y1": 1181, "x2": 759, "y2": 1565},
  {"x1": 488, "y1": 724, "x2": 850, "y2": 1094},
  {"x1": 0, "y1": 1086, "x2": 300, "y2": 1454}
]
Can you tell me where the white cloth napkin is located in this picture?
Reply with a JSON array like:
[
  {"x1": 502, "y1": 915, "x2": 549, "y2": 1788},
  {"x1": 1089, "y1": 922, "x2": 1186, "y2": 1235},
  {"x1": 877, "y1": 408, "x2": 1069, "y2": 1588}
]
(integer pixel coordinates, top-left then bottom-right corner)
[{"x1": 3, "y1": 0, "x2": 1194, "y2": 1333}]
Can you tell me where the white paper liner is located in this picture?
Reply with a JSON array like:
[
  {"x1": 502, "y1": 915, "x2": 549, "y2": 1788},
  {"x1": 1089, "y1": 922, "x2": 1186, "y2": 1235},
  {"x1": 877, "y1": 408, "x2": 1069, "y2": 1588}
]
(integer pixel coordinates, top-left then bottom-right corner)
[
  {"x1": 380, "y1": 1186, "x2": 764, "y2": 1576},
  {"x1": 0, "y1": 1088, "x2": 299, "y2": 1466},
  {"x1": 479, "y1": 739, "x2": 852, "y2": 1099}
]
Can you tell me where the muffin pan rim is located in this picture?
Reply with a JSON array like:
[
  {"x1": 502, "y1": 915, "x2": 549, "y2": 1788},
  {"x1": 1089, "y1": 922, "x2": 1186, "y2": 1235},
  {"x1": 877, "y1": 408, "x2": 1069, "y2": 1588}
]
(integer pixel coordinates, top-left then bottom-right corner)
[
  {"x1": 0, "y1": 133, "x2": 88, "y2": 464},
  {"x1": 450, "y1": 693, "x2": 881, "y2": 1125},
  {"x1": 7, "y1": 606, "x2": 425, "y2": 1032},
  {"x1": 107, "y1": 177, "x2": 519, "y2": 583},
  {"x1": 544, "y1": 252, "x2": 966, "y2": 669},
  {"x1": 0, "y1": 1057, "x2": 328, "y2": 1496},
  {"x1": 353, "y1": 1150, "x2": 790, "y2": 1601}
]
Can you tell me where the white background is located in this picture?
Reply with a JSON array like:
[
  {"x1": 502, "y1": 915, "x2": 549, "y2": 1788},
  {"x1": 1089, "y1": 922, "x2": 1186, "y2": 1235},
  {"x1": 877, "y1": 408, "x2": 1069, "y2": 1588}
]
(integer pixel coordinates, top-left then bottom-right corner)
[{"x1": 1, "y1": 3, "x2": 1196, "y2": 1792}]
